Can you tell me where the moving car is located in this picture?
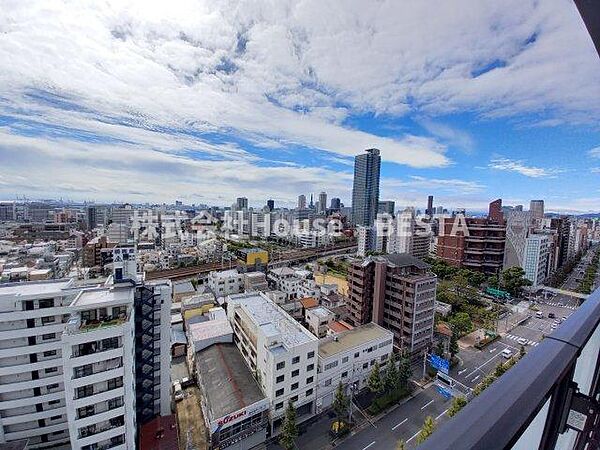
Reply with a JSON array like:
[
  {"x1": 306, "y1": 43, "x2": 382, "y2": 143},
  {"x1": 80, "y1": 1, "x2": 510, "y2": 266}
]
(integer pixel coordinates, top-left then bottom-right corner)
[
  {"x1": 502, "y1": 349, "x2": 513, "y2": 359},
  {"x1": 517, "y1": 338, "x2": 528, "y2": 346}
]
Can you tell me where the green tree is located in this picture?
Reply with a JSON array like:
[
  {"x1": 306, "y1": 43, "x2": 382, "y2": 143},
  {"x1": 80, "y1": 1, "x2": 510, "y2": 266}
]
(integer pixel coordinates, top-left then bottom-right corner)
[
  {"x1": 332, "y1": 381, "x2": 350, "y2": 421},
  {"x1": 396, "y1": 439, "x2": 407, "y2": 450},
  {"x1": 398, "y1": 356, "x2": 412, "y2": 390},
  {"x1": 519, "y1": 345, "x2": 526, "y2": 358},
  {"x1": 493, "y1": 361, "x2": 507, "y2": 378},
  {"x1": 383, "y1": 353, "x2": 400, "y2": 393},
  {"x1": 447, "y1": 396, "x2": 467, "y2": 418},
  {"x1": 448, "y1": 312, "x2": 473, "y2": 337},
  {"x1": 435, "y1": 340, "x2": 445, "y2": 357},
  {"x1": 367, "y1": 362, "x2": 383, "y2": 395},
  {"x1": 415, "y1": 415, "x2": 436, "y2": 444},
  {"x1": 501, "y1": 266, "x2": 532, "y2": 297},
  {"x1": 449, "y1": 332, "x2": 459, "y2": 359},
  {"x1": 279, "y1": 400, "x2": 298, "y2": 450}
]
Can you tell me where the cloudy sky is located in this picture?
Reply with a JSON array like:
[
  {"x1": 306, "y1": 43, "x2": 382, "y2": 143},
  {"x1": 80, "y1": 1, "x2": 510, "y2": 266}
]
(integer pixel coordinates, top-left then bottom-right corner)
[{"x1": 1, "y1": 0, "x2": 599, "y2": 212}]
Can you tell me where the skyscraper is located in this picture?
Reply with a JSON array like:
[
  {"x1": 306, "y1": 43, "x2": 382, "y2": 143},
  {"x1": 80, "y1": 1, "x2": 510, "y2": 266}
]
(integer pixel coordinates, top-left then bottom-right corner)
[
  {"x1": 530, "y1": 200, "x2": 545, "y2": 221},
  {"x1": 488, "y1": 198, "x2": 503, "y2": 222},
  {"x1": 426, "y1": 195, "x2": 434, "y2": 217},
  {"x1": 236, "y1": 197, "x2": 248, "y2": 210},
  {"x1": 351, "y1": 148, "x2": 381, "y2": 227},
  {"x1": 318, "y1": 191, "x2": 327, "y2": 214},
  {"x1": 330, "y1": 197, "x2": 341, "y2": 210},
  {"x1": 298, "y1": 194, "x2": 306, "y2": 209},
  {"x1": 378, "y1": 200, "x2": 395, "y2": 215},
  {"x1": 266, "y1": 199, "x2": 274, "y2": 211}
]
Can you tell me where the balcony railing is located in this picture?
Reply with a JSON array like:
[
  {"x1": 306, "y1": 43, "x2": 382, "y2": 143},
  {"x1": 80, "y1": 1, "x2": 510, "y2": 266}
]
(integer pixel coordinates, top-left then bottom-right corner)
[{"x1": 418, "y1": 287, "x2": 600, "y2": 450}]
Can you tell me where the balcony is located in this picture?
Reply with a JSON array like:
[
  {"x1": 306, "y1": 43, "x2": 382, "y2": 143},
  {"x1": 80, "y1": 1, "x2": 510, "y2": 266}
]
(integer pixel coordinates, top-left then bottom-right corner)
[
  {"x1": 65, "y1": 313, "x2": 128, "y2": 335},
  {"x1": 418, "y1": 287, "x2": 600, "y2": 450}
]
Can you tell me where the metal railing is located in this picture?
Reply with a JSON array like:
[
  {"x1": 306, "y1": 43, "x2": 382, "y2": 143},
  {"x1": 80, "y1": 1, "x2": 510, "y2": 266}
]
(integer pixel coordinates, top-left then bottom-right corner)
[{"x1": 418, "y1": 287, "x2": 600, "y2": 450}]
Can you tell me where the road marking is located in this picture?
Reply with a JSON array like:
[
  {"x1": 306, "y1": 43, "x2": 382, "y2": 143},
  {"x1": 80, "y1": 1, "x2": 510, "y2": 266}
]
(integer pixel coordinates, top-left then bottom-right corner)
[
  {"x1": 489, "y1": 347, "x2": 497, "y2": 353},
  {"x1": 421, "y1": 399, "x2": 434, "y2": 410},
  {"x1": 391, "y1": 418, "x2": 408, "y2": 430},
  {"x1": 458, "y1": 369, "x2": 467, "y2": 375},
  {"x1": 471, "y1": 375, "x2": 480, "y2": 382},
  {"x1": 362, "y1": 441, "x2": 376, "y2": 450},
  {"x1": 407, "y1": 431, "x2": 420, "y2": 443},
  {"x1": 435, "y1": 409, "x2": 449, "y2": 420}
]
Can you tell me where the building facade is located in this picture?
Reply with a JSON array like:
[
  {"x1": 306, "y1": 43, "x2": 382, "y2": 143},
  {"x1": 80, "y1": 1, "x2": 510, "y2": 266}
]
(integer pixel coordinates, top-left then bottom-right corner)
[{"x1": 351, "y1": 148, "x2": 381, "y2": 227}]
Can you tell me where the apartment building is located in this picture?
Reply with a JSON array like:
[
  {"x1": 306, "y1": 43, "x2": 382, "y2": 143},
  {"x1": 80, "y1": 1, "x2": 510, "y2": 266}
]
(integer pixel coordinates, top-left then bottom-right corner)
[
  {"x1": 0, "y1": 279, "x2": 77, "y2": 449},
  {"x1": 316, "y1": 323, "x2": 393, "y2": 411},
  {"x1": 305, "y1": 307, "x2": 335, "y2": 338},
  {"x1": 207, "y1": 269, "x2": 243, "y2": 298},
  {"x1": 347, "y1": 254, "x2": 436, "y2": 356},
  {"x1": 522, "y1": 234, "x2": 550, "y2": 287},
  {"x1": 225, "y1": 292, "x2": 319, "y2": 431},
  {"x1": 62, "y1": 285, "x2": 136, "y2": 450},
  {"x1": 437, "y1": 217, "x2": 506, "y2": 275}
]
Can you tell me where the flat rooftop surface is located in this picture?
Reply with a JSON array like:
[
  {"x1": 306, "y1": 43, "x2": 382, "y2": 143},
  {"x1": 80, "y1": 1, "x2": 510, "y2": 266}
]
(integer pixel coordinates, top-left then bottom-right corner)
[
  {"x1": 319, "y1": 322, "x2": 392, "y2": 358},
  {"x1": 71, "y1": 286, "x2": 133, "y2": 309},
  {"x1": 196, "y1": 343, "x2": 265, "y2": 421},
  {"x1": 189, "y1": 319, "x2": 232, "y2": 343},
  {"x1": 0, "y1": 279, "x2": 73, "y2": 297},
  {"x1": 308, "y1": 306, "x2": 334, "y2": 318}
]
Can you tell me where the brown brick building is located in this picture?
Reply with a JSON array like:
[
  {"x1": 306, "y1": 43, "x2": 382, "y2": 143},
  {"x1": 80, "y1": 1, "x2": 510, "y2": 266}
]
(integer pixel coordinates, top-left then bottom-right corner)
[
  {"x1": 436, "y1": 217, "x2": 506, "y2": 275},
  {"x1": 346, "y1": 254, "x2": 436, "y2": 356}
]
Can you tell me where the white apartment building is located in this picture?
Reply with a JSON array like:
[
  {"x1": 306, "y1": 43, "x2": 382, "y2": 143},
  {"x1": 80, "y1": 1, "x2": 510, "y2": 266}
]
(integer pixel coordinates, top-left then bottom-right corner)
[
  {"x1": 226, "y1": 292, "x2": 319, "y2": 431},
  {"x1": 305, "y1": 307, "x2": 335, "y2": 338},
  {"x1": 61, "y1": 286, "x2": 136, "y2": 450},
  {"x1": 0, "y1": 279, "x2": 77, "y2": 449},
  {"x1": 523, "y1": 234, "x2": 550, "y2": 287},
  {"x1": 267, "y1": 268, "x2": 301, "y2": 300},
  {"x1": 316, "y1": 323, "x2": 394, "y2": 412},
  {"x1": 207, "y1": 269, "x2": 243, "y2": 298}
]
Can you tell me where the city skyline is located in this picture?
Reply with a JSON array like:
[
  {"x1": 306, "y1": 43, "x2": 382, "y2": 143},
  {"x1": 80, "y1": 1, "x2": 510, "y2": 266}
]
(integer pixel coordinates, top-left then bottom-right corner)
[{"x1": 1, "y1": 1, "x2": 600, "y2": 212}]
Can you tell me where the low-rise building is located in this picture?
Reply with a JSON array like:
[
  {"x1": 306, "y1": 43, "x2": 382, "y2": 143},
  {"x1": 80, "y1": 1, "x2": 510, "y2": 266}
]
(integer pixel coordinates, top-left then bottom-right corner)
[
  {"x1": 208, "y1": 269, "x2": 243, "y2": 298},
  {"x1": 305, "y1": 307, "x2": 335, "y2": 338}
]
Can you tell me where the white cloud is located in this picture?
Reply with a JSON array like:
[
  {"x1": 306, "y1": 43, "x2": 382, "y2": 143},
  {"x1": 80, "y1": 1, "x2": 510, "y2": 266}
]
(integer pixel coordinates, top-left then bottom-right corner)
[
  {"x1": 591, "y1": 167, "x2": 600, "y2": 174},
  {"x1": 488, "y1": 158, "x2": 565, "y2": 178},
  {"x1": 384, "y1": 175, "x2": 484, "y2": 194},
  {"x1": 589, "y1": 147, "x2": 600, "y2": 159}
]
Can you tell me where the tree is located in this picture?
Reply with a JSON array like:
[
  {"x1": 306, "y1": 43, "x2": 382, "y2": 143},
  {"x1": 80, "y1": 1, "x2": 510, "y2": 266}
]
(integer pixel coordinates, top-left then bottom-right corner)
[
  {"x1": 398, "y1": 356, "x2": 412, "y2": 390},
  {"x1": 448, "y1": 312, "x2": 473, "y2": 337},
  {"x1": 449, "y1": 332, "x2": 459, "y2": 359},
  {"x1": 435, "y1": 340, "x2": 445, "y2": 357},
  {"x1": 384, "y1": 353, "x2": 400, "y2": 393},
  {"x1": 501, "y1": 266, "x2": 532, "y2": 297},
  {"x1": 415, "y1": 415, "x2": 436, "y2": 444},
  {"x1": 447, "y1": 396, "x2": 467, "y2": 418},
  {"x1": 279, "y1": 400, "x2": 298, "y2": 450},
  {"x1": 493, "y1": 361, "x2": 507, "y2": 378},
  {"x1": 519, "y1": 345, "x2": 526, "y2": 358},
  {"x1": 396, "y1": 439, "x2": 407, "y2": 450},
  {"x1": 332, "y1": 381, "x2": 350, "y2": 421},
  {"x1": 367, "y1": 362, "x2": 383, "y2": 395}
]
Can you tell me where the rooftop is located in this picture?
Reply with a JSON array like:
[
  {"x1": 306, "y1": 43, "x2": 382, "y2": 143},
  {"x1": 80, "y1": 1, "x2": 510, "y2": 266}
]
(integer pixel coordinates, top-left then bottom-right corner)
[
  {"x1": 210, "y1": 268, "x2": 239, "y2": 279},
  {"x1": 308, "y1": 306, "x2": 334, "y2": 319},
  {"x1": 139, "y1": 415, "x2": 178, "y2": 450},
  {"x1": 188, "y1": 319, "x2": 233, "y2": 351},
  {"x1": 196, "y1": 343, "x2": 266, "y2": 422},
  {"x1": 299, "y1": 296, "x2": 319, "y2": 309},
  {"x1": 71, "y1": 285, "x2": 133, "y2": 310},
  {"x1": 0, "y1": 278, "x2": 73, "y2": 299},
  {"x1": 228, "y1": 292, "x2": 317, "y2": 349},
  {"x1": 319, "y1": 322, "x2": 393, "y2": 358},
  {"x1": 377, "y1": 253, "x2": 430, "y2": 269}
]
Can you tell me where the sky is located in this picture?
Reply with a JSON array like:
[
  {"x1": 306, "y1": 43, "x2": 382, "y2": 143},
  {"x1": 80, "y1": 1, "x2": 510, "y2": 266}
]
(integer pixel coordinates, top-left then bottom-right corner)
[{"x1": 1, "y1": 0, "x2": 600, "y2": 213}]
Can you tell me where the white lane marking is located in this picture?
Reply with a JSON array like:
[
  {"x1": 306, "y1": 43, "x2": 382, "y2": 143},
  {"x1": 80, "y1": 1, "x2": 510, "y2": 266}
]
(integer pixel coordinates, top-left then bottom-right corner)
[
  {"x1": 436, "y1": 409, "x2": 449, "y2": 420},
  {"x1": 392, "y1": 418, "x2": 408, "y2": 430},
  {"x1": 407, "y1": 431, "x2": 420, "y2": 443},
  {"x1": 458, "y1": 369, "x2": 467, "y2": 375},
  {"x1": 489, "y1": 347, "x2": 497, "y2": 353},
  {"x1": 421, "y1": 399, "x2": 434, "y2": 410},
  {"x1": 362, "y1": 441, "x2": 376, "y2": 450},
  {"x1": 471, "y1": 375, "x2": 481, "y2": 382}
]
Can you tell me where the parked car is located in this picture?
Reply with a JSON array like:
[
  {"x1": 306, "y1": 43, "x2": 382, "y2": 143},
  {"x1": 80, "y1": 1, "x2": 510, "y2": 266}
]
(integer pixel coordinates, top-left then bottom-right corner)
[
  {"x1": 502, "y1": 349, "x2": 513, "y2": 359},
  {"x1": 517, "y1": 338, "x2": 528, "y2": 346},
  {"x1": 548, "y1": 312, "x2": 556, "y2": 319}
]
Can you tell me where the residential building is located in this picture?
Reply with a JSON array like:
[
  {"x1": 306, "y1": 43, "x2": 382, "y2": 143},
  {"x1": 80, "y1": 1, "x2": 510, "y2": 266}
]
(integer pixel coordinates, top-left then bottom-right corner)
[
  {"x1": 346, "y1": 254, "x2": 436, "y2": 356},
  {"x1": 488, "y1": 199, "x2": 503, "y2": 223},
  {"x1": 316, "y1": 323, "x2": 393, "y2": 411},
  {"x1": 437, "y1": 217, "x2": 506, "y2": 274},
  {"x1": 426, "y1": 195, "x2": 434, "y2": 217},
  {"x1": 297, "y1": 195, "x2": 306, "y2": 210},
  {"x1": 83, "y1": 236, "x2": 116, "y2": 268},
  {"x1": 0, "y1": 202, "x2": 16, "y2": 222},
  {"x1": 207, "y1": 269, "x2": 244, "y2": 298},
  {"x1": 318, "y1": 192, "x2": 327, "y2": 215},
  {"x1": 522, "y1": 234, "x2": 550, "y2": 287},
  {"x1": 305, "y1": 307, "x2": 335, "y2": 338},
  {"x1": 356, "y1": 226, "x2": 374, "y2": 257},
  {"x1": 244, "y1": 272, "x2": 269, "y2": 292},
  {"x1": 529, "y1": 200, "x2": 545, "y2": 223},
  {"x1": 225, "y1": 292, "x2": 319, "y2": 431},
  {"x1": 351, "y1": 148, "x2": 381, "y2": 227}
]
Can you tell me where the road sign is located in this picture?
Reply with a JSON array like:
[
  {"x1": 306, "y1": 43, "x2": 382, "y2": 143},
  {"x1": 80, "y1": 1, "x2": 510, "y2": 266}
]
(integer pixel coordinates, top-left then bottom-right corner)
[
  {"x1": 429, "y1": 354, "x2": 450, "y2": 374},
  {"x1": 436, "y1": 385, "x2": 453, "y2": 399}
]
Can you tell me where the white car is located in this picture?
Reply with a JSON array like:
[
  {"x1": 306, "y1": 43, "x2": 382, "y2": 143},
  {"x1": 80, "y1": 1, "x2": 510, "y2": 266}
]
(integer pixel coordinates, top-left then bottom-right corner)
[
  {"x1": 517, "y1": 338, "x2": 528, "y2": 346},
  {"x1": 502, "y1": 349, "x2": 513, "y2": 359}
]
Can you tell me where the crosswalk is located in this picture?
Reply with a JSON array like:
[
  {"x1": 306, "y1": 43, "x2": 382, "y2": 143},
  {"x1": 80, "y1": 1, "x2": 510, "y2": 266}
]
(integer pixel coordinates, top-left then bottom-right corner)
[
  {"x1": 539, "y1": 301, "x2": 578, "y2": 310},
  {"x1": 505, "y1": 334, "x2": 539, "y2": 346}
]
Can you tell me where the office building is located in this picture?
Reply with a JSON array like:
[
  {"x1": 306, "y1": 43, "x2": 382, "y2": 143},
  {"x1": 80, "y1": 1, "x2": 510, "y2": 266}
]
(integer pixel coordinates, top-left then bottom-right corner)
[
  {"x1": 426, "y1": 196, "x2": 434, "y2": 217},
  {"x1": 236, "y1": 197, "x2": 249, "y2": 210},
  {"x1": 346, "y1": 254, "x2": 436, "y2": 356},
  {"x1": 437, "y1": 217, "x2": 506, "y2": 274},
  {"x1": 297, "y1": 195, "x2": 306, "y2": 210},
  {"x1": 377, "y1": 201, "x2": 395, "y2": 216},
  {"x1": 488, "y1": 199, "x2": 503, "y2": 223},
  {"x1": 86, "y1": 206, "x2": 97, "y2": 230},
  {"x1": 316, "y1": 323, "x2": 393, "y2": 411},
  {"x1": 351, "y1": 148, "x2": 381, "y2": 227},
  {"x1": 503, "y1": 211, "x2": 532, "y2": 270},
  {"x1": 522, "y1": 234, "x2": 550, "y2": 287},
  {"x1": 318, "y1": 192, "x2": 327, "y2": 215},
  {"x1": 330, "y1": 198, "x2": 341, "y2": 211},
  {"x1": 529, "y1": 200, "x2": 545, "y2": 222},
  {"x1": 266, "y1": 199, "x2": 274, "y2": 212},
  {"x1": 226, "y1": 293, "x2": 319, "y2": 431}
]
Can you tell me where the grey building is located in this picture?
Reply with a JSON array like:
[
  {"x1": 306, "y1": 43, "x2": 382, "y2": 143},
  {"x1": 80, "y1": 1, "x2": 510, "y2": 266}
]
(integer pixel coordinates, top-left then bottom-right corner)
[
  {"x1": 318, "y1": 192, "x2": 327, "y2": 214},
  {"x1": 378, "y1": 200, "x2": 395, "y2": 215},
  {"x1": 236, "y1": 197, "x2": 248, "y2": 210},
  {"x1": 351, "y1": 148, "x2": 381, "y2": 227}
]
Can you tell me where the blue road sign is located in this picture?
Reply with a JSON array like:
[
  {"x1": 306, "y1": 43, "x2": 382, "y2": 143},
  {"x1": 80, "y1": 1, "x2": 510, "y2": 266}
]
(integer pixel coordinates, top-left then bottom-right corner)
[
  {"x1": 429, "y1": 354, "x2": 450, "y2": 374},
  {"x1": 437, "y1": 385, "x2": 453, "y2": 399}
]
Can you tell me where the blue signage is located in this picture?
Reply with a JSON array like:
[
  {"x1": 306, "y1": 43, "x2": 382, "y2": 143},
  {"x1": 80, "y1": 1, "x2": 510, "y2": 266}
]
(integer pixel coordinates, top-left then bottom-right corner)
[
  {"x1": 437, "y1": 385, "x2": 453, "y2": 399},
  {"x1": 429, "y1": 354, "x2": 450, "y2": 374}
]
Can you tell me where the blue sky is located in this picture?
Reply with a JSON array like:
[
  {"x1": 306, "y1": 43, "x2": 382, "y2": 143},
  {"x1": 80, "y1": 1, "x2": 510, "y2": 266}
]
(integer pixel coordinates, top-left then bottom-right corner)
[{"x1": 0, "y1": 0, "x2": 599, "y2": 212}]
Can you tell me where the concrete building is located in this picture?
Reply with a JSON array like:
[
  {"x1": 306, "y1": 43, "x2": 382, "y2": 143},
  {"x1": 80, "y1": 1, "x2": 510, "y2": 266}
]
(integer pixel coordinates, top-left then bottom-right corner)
[
  {"x1": 503, "y1": 211, "x2": 532, "y2": 270},
  {"x1": 236, "y1": 198, "x2": 249, "y2": 211},
  {"x1": 305, "y1": 307, "x2": 335, "y2": 338},
  {"x1": 351, "y1": 149, "x2": 381, "y2": 227},
  {"x1": 377, "y1": 201, "x2": 395, "y2": 216},
  {"x1": 356, "y1": 226, "x2": 374, "y2": 257},
  {"x1": 0, "y1": 202, "x2": 16, "y2": 222},
  {"x1": 62, "y1": 286, "x2": 136, "y2": 450},
  {"x1": 226, "y1": 293, "x2": 319, "y2": 431},
  {"x1": 529, "y1": 200, "x2": 545, "y2": 223},
  {"x1": 318, "y1": 192, "x2": 327, "y2": 215},
  {"x1": 207, "y1": 269, "x2": 244, "y2": 298},
  {"x1": 437, "y1": 217, "x2": 506, "y2": 275},
  {"x1": 426, "y1": 195, "x2": 434, "y2": 217},
  {"x1": 346, "y1": 254, "x2": 436, "y2": 356},
  {"x1": 488, "y1": 199, "x2": 503, "y2": 223},
  {"x1": 316, "y1": 323, "x2": 393, "y2": 411},
  {"x1": 330, "y1": 198, "x2": 341, "y2": 211},
  {"x1": 297, "y1": 195, "x2": 306, "y2": 210},
  {"x1": 244, "y1": 272, "x2": 269, "y2": 292},
  {"x1": 522, "y1": 234, "x2": 550, "y2": 287}
]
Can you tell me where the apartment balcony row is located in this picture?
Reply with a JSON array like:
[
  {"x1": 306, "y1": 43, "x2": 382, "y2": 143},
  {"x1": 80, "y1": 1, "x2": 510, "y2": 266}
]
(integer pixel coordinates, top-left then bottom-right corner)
[
  {"x1": 419, "y1": 287, "x2": 600, "y2": 450},
  {"x1": 64, "y1": 312, "x2": 128, "y2": 336}
]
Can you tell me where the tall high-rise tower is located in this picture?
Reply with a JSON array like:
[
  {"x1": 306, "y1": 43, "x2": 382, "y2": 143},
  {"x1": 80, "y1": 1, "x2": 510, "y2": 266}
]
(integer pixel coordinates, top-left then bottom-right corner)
[
  {"x1": 351, "y1": 148, "x2": 381, "y2": 227},
  {"x1": 318, "y1": 191, "x2": 327, "y2": 214},
  {"x1": 298, "y1": 194, "x2": 306, "y2": 209},
  {"x1": 426, "y1": 195, "x2": 434, "y2": 217},
  {"x1": 530, "y1": 200, "x2": 545, "y2": 222},
  {"x1": 489, "y1": 198, "x2": 503, "y2": 222}
]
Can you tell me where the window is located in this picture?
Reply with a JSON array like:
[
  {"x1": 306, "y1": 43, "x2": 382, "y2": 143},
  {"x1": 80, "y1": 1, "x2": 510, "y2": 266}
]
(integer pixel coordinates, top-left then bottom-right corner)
[
  {"x1": 108, "y1": 397, "x2": 123, "y2": 410},
  {"x1": 291, "y1": 382, "x2": 298, "y2": 391},
  {"x1": 50, "y1": 415, "x2": 61, "y2": 420},
  {"x1": 42, "y1": 333, "x2": 55, "y2": 340},
  {"x1": 324, "y1": 379, "x2": 332, "y2": 386},
  {"x1": 42, "y1": 316, "x2": 55, "y2": 324},
  {"x1": 342, "y1": 371, "x2": 348, "y2": 378},
  {"x1": 43, "y1": 350, "x2": 57, "y2": 357},
  {"x1": 275, "y1": 402, "x2": 284, "y2": 410},
  {"x1": 45, "y1": 367, "x2": 58, "y2": 374},
  {"x1": 49, "y1": 399, "x2": 60, "y2": 405},
  {"x1": 292, "y1": 356, "x2": 300, "y2": 364},
  {"x1": 291, "y1": 369, "x2": 299, "y2": 377},
  {"x1": 276, "y1": 388, "x2": 284, "y2": 397},
  {"x1": 276, "y1": 375, "x2": 285, "y2": 383},
  {"x1": 307, "y1": 351, "x2": 315, "y2": 359},
  {"x1": 342, "y1": 356, "x2": 349, "y2": 363},
  {"x1": 306, "y1": 388, "x2": 313, "y2": 396},
  {"x1": 381, "y1": 355, "x2": 388, "y2": 362},
  {"x1": 354, "y1": 352, "x2": 359, "y2": 358},
  {"x1": 370, "y1": 360, "x2": 376, "y2": 366},
  {"x1": 362, "y1": 362, "x2": 368, "y2": 369},
  {"x1": 291, "y1": 395, "x2": 298, "y2": 402},
  {"x1": 108, "y1": 377, "x2": 123, "y2": 390},
  {"x1": 276, "y1": 361, "x2": 285, "y2": 370},
  {"x1": 306, "y1": 364, "x2": 314, "y2": 372},
  {"x1": 47, "y1": 383, "x2": 59, "y2": 390},
  {"x1": 306, "y1": 376, "x2": 314, "y2": 384},
  {"x1": 324, "y1": 361, "x2": 338, "y2": 371},
  {"x1": 39, "y1": 299, "x2": 54, "y2": 309}
]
